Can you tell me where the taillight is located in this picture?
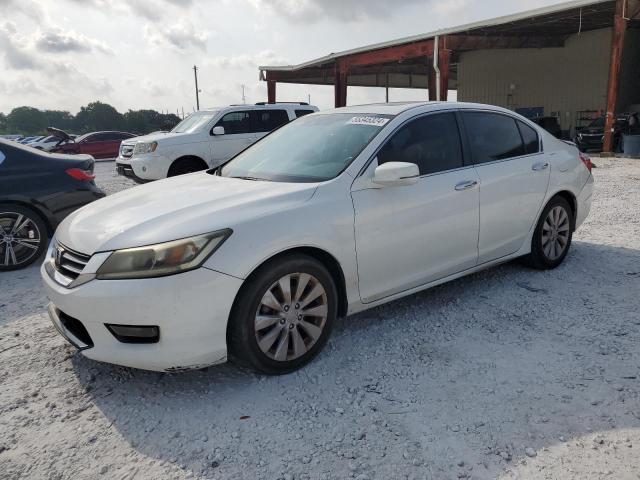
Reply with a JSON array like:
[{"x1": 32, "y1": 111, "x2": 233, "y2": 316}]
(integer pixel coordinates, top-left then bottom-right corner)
[
  {"x1": 579, "y1": 152, "x2": 593, "y2": 173},
  {"x1": 66, "y1": 168, "x2": 95, "y2": 182}
]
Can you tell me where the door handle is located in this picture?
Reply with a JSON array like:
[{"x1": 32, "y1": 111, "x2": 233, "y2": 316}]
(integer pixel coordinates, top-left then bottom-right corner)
[
  {"x1": 532, "y1": 162, "x2": 549, "y2": 171},
  {"x1": 454, "y1": 180, "x2": 478, "y2": 191}
]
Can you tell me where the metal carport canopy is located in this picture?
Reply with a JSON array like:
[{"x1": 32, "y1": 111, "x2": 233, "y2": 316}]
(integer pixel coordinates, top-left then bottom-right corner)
[{"x1": 258, "y1": 0, "x2": 618, "y2": 91}]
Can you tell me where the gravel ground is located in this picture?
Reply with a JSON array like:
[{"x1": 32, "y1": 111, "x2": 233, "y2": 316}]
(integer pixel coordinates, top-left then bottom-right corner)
[{"x1": 1, "y1": 159, "x2": 639, "y2": 480}]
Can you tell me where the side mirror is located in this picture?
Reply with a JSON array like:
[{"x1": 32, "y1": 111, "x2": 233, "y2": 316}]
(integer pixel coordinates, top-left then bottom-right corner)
[
  {"x1": 372, "y1": 161, "x2": 420, "y2": 187},
  {"x1": 212, "y1": 126, "x2": 225, "y2": 136}
]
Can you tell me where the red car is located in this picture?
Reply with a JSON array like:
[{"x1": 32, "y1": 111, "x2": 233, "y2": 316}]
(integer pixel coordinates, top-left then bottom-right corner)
[{"x1": 49, "y1": 129, "x2": 136, "y2": 159}]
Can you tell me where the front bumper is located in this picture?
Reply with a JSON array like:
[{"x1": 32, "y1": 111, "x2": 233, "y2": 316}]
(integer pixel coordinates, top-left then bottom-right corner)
[
  {"x1": 116, "y1": 152, "x2": 169, "y2": 181},
  {"x1": 576, "y1": 136, "x2": 604, "y2": 152},
  {"x1": 41, "y1": 262, "x2": 243, "y2": 372}
]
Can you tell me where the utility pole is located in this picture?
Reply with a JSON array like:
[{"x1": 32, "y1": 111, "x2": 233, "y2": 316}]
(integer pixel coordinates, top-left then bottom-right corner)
[
  {"x1": 193, "y1": 65, "x2": 200, "y2": 111},
  {"x1": 241, "y1": 84, "x2": 246, "y2": 104}
]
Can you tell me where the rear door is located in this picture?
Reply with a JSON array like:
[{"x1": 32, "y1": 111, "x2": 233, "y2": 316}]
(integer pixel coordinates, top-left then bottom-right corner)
[
  {"x1": 251, "y1": 109, "x2": 291, "y2": 141},
  {"x1": 461, "y1": 111, "x2": 550, "y2": 263}
]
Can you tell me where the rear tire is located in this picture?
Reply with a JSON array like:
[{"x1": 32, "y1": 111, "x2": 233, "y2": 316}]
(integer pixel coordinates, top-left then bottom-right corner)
[
  {"x1": 228, "y1": 254, "x2": 337, "y2": 375},
  {"x1": 523, "y1": 196, "x2": 574, "y2": 270},
  {"x1": 0, "y1": 204, "x2": 48, "y2": 271}
]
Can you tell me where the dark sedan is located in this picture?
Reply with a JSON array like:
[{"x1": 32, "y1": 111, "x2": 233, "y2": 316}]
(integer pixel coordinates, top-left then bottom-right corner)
[{"x1": 0, "y1": 139, "x2": 105, "y2": 271}]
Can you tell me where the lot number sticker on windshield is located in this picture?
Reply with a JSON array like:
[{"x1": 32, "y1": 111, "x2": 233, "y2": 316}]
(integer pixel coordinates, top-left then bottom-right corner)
[{"x1": 348, "y1": 116, "x2": 390, "y2": 127}]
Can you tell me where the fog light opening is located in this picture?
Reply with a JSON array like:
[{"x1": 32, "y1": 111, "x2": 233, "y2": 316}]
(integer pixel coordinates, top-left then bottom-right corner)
[{"x1": 105, "y1": 324, "x2": 160, "y2": 344}]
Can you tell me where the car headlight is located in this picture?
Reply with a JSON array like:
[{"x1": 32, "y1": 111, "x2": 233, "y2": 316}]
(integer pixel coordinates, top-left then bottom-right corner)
[
  {"x1": 133, "y1": 141, "x2": 158, "y2": 155},
  {"x1": 96, "y1": 230, "x2": 231, "y2": 279}
]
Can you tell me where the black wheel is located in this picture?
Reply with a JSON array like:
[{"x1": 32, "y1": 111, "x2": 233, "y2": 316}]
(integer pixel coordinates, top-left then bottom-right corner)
[
  {"x1": 523, "y1": 196, "x2": 574, "y2": 270},
  {"x1": 0, "y1": 204, "x2": 48, "y2": 271},
  {"x1": 168, "y1": 158, "x2": 207, "y2": 177},
  {"x1": 228, "y1": 254, "x2": 337, "y2": 374}
]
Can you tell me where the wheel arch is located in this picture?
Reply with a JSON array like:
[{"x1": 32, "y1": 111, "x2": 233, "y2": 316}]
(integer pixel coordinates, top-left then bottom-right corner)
[
  {"x1": 549, "y1": 189, "x2": 577, "y2": 223},
  {"x1": 0, "y1": 199, "x2": 55, "y2": 236},
  {"x1": 168, "y1": 155, "x2": 208, "y2": 176},
  {"x1": 228, "y1": 246, "x2": 349, "y2": 333}
]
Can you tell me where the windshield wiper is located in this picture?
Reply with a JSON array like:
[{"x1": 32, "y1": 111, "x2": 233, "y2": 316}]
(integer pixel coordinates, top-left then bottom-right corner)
[{"x1": 230, "y1": 176, "x2": 268, "y2": 181}]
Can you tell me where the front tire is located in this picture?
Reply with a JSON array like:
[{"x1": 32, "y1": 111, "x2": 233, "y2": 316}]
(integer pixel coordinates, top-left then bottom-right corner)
[
  {"x1": 168, "y1": 158, "x2": 207, "y2": 177},
  {"x1": 0, "y1": 205, "x2": 48, "y2": 271},
  {"x1": 228, "y1": 254, "x2": 338, "y2": 374},
  {"x1": 524, "y1": 196, "x2": 574, "y2": 270}
]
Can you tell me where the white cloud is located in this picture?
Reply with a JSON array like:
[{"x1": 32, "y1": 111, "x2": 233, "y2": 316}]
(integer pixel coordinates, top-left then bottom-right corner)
[
  {"x1": 34, "y1": 28, "x2": 114, "y2": 55},
  {"x1": 144, "y1": 20, "x2": 207, "y2": 51},
  {"x1": 247, "y1": 0, "x2": 425, "y2": 22},
  {"x1": 205, "y1": 50, "x2": 289, "y2": 69}
]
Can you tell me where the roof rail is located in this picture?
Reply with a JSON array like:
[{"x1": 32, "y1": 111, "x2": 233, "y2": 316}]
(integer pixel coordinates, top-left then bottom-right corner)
[{"x1": 254, "y1": 102, "x2": 310, "y2": 106}]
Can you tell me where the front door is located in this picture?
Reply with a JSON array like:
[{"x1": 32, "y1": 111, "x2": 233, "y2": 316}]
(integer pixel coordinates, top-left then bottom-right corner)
[
  {"x1": 461, "y1": 111, "x2": 551, "y2": 263},
  {"x1": 352, "y1": 112, "x2": 480, "y2": 303},
  {"x1": 210, "y1": 111, "x2": 256, "y2": 167}
]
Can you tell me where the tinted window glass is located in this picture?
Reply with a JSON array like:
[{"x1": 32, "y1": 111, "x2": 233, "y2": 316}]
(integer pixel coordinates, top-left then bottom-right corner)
[
  {"x1": 463, "y1": 112, "x2": 525, "y2": 163},
  {"x1": 518, "y1": 121, "x2": 540, "y2": 154},
  {"x1": 216, "y1": 111, "x2": 252, "y2": 135},
  {"x1": 252, "y1": 110, "x2": 290, "y2": 132},
  {"x1": 295, "y1": 109, "x2": 314, "y2": 118},
  {"x1": 377, "y1": 113, "x2": 463, "y2": 175},
  {"x1": 81, "y1": 134, "x2": 100, "y2": 143}
]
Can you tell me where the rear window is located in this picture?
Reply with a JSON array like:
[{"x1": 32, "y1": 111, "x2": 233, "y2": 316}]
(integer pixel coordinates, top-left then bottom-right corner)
[
  {"x1": 517, "y1": 121, "x2": 540, "y2": 154},
  {"x1": 253, "y1": 110, "x2": 290, "y2": 132},
  {"x1": 462, "y1": 112, "x2": 526, "y2": 164},
  {"x1": 295, "y1": 109, "x2": 314, "y2": 118}
]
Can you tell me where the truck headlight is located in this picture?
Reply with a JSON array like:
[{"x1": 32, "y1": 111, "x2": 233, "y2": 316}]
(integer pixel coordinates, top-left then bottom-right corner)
[
  {"x1": 133, "y1": 142, "x2": 158, "y2": 155},
  {"x1": 96, "y1": 230, "x2": 231, "y2": 279}
]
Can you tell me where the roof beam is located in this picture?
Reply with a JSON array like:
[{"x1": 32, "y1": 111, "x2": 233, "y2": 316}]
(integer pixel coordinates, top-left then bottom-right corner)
[{"x1": 342, "y1": 40, "x2": 435, "y2": 68}]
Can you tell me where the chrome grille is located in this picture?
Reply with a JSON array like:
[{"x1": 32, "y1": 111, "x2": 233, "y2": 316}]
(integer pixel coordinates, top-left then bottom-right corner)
[
  {"x1": 54, "y1": 242, "x2": 90, "y2": 281},
  {"x1": 120, "y1": 144, "x2": 134, "y2": 158}
]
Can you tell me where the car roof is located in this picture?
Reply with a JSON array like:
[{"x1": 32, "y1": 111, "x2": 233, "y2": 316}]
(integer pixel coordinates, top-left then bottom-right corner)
[
  {"x1": 318, "y1": 101, "x2": 519, "y2": 117},
  {"x1": 199, "y1": 103, "x2": 317, "y2": 114}
]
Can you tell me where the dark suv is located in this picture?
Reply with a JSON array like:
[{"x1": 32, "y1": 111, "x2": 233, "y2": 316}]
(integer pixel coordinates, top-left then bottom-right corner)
[{"x1": 575, "y1": 114, "x2": 639, "y2": 153}]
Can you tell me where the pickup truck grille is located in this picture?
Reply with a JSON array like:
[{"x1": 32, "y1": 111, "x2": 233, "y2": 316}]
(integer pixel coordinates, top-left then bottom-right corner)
[
  {"x1": 54, "y1": 242, "x2": 91, "y2": 281},
  {"x1": 120, "y1": 144, "x2": 134, "y2": 158}
]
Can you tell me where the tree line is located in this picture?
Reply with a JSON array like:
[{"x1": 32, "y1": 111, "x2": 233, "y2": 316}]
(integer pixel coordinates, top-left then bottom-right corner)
[{"x1": 0, "y1": 101, "x2": 182, "y2": 136}]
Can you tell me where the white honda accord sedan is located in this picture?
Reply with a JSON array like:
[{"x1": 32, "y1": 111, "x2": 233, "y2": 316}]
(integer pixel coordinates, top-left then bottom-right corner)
[{"x1": 41, "y1": 102, "x2": 594, "y2": 374}]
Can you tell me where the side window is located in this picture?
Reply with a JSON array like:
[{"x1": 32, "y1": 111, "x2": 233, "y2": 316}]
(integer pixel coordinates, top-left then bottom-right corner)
[
  {"x1": 216, "y1": 111, "x2": 252, "y2": 135},
  {"x1": 377, "y1": 112, "x2": 463, "y2": 176},
  {"x1": 295, "y1": 109, "x2": 314, "y2": 118},
  {"x1": 517, "y1": 121, "x2": 540, "y2": 154},
  {"x1": 462, "y1": 112, "x2": 525, "y2": 163},
  {"x1": 82, "y1": 134, "x2": 99, "y2": 143},
  {"x1": 252, "y1": 109, "x2": 290, "y2": 133}
]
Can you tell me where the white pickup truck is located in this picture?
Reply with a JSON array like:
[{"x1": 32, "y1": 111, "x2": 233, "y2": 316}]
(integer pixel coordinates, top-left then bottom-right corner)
[{"x1": 115, "y1": 103, "x2": 318, "y2": 182}]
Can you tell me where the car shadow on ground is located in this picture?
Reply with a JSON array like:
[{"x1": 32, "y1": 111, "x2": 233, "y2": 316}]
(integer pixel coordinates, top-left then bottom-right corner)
[{"x1": 71, "y1": 240, "x2": 640, "y2": 478}]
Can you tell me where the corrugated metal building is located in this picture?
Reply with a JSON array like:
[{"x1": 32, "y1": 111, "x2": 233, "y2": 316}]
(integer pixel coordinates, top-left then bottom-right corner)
[{"x1": 259, "y1": 0, "x2": 640, "y2": 152}]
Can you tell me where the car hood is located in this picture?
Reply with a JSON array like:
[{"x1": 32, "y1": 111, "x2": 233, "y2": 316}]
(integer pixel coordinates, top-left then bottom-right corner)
[
  {"x1": 580, "y1": 127, "x2": 603, "y2": 135},
  {"x1": 121, "y1": 131, "x2": 193, "y2": 146},
  {"x1": 55, "y1": 172, "x2": 318, "y2": 254}
]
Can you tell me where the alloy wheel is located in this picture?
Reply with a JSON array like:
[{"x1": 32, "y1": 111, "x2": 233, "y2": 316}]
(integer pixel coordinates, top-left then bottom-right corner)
[
  {"x1": 0, "y1": 212, "x2": 42, "y2": 268},
  {"x1": 541, "y1": 206, "x2": 570, "y2": 261},
  {"x1": 254, "y1": 272, "x2": 328, "y2": 362}
]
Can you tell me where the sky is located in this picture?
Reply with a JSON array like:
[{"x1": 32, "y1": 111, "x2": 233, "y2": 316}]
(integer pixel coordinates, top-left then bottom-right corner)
[{"x1": 0, "y1": 0, "x2": 567, "y2": 115}]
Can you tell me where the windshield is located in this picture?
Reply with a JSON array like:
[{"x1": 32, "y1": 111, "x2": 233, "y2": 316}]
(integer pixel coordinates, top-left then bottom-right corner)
[
  {"x1": 220, "y1": 113, "x2": 391, "y2": 182},
  {"x1": 171, "y1": 112, "x2": 216, "y2": 134},
  {"x1": 589, "y1": 117, "x2": 605, "y2": 128}
]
